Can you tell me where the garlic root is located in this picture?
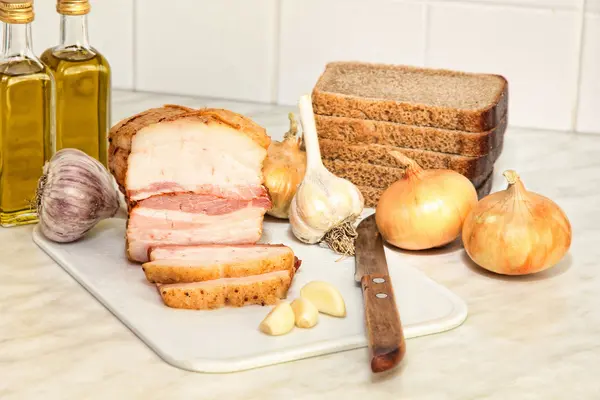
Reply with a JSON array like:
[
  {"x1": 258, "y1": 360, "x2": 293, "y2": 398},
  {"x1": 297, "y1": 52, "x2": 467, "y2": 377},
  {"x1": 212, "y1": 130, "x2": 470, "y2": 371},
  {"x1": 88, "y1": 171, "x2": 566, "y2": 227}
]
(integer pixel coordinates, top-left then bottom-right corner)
[{"x1": 321, "y1": 220, "x2": 359, "y2": 256}]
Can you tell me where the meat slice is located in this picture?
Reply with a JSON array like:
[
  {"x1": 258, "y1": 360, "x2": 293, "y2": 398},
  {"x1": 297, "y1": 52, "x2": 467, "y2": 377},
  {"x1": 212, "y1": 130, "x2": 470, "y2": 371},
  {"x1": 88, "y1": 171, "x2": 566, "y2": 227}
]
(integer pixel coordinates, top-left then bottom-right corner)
[
  {"x1": 143, "y1": 244, "x2": 297, "y2": 284},
  {"x1": 126, "y1": 120, "x2": 267, "y2": 201},
  {"x1": 108, "y1": 106, "x2": 271, "y2": 199},
  {"x1": 157, "y1": 270, "x2": 293, "y2": 310},
  {"x1": 126, "y1": 193, "x2": 271, "y2": 263}
]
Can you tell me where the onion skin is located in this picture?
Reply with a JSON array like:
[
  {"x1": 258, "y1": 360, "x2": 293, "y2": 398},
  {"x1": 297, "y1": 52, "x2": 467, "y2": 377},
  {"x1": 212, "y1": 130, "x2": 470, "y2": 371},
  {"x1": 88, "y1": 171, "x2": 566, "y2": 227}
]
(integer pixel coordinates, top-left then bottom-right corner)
[
  {"x1": 263, "y1": 114, "x2": 306, "y2": 219},
  {"x1": 375, "y1": 151, "x2": 478, "y2": 250},
  {"x1": 462, "y1": 170, "x2": 572, "y2": 275}
]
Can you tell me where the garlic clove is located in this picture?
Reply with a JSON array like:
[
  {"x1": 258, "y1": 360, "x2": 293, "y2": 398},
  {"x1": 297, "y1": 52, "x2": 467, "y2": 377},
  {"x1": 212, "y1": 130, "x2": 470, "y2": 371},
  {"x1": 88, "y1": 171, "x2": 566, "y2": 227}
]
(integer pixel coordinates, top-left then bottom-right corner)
[
  {"x1": 259, "y1": 302, "x2": 295, "y2": 336},
  {"x1": 300, "y1": 281, "x2": 346, "y2": 318},
  {"x1": 290, "y1": 298, "x2": 319, "y2": 328}
]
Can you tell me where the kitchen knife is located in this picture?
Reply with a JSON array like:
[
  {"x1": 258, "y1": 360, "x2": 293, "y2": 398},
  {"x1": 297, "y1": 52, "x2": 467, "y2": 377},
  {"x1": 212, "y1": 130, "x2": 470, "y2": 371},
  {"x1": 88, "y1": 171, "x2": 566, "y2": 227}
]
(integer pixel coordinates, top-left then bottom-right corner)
[{"x1": 355, "y1": 213, "x2": 406, "y2": 373}]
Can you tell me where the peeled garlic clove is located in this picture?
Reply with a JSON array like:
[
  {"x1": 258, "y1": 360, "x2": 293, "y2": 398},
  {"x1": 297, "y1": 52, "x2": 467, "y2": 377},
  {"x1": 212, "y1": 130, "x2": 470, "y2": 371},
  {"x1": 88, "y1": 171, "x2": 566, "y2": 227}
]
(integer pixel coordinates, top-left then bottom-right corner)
[
  {"x1": 290, "y1": 298, "x2": 319, "y2": 328},
  {"x1": 300, "y1": 281, "x2": 346, "y2": 318},
  {"x1": 259, "y1": 302, "x2": 295, "y2": 336}
]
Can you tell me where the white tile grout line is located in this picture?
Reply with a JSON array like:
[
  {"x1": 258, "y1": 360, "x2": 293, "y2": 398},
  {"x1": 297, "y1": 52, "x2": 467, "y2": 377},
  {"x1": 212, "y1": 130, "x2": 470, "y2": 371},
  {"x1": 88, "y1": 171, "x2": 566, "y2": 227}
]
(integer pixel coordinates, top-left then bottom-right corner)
[
  {"x1": 131, "y1": 0, "x2": 138, "y2": 91},
  {"x1": 422, "y1": 3, "x2": 431, "y2": 67},
  {"x1": 572, "y1": 0, "x2": 588, "y2": 132},
  {"x1": 270, "y1": 0, "x2": 282, "y2": 105},
  {"x1": 393, "y1": 0, "x2": 579, "y2": 12}
]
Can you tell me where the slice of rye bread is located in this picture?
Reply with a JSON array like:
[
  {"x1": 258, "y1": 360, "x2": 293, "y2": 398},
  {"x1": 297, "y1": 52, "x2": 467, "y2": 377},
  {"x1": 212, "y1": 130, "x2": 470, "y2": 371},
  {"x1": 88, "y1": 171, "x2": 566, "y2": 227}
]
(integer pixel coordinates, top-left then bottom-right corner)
[
  {"x1": 323, "y1": 158, "x2": 490, "y2": 188},
  {"x1": 312, "y1": 61, "x2": 508, "y2": 133},
  {"x1": 315, "y1": 113, "x2": 507, "y2": 157},
  {"x1": 319, "y1": 135, "x2": 503, "y2": 181},
  {"x1": 357, "y1": 170, "x2": 495, "y2": 208}
]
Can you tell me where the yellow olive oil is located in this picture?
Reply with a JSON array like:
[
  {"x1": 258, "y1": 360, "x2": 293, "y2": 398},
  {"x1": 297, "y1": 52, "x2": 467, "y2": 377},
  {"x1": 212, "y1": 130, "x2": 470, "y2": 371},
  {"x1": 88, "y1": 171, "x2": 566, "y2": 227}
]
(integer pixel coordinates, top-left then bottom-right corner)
[
  {"x1": 0, "y1": 61, "x2": 54, "y2": 226},
  {"x1": 41, "y1": 0, "x2": 111, "y2": 168},
  {"x1": 40, "y1": 47, "x2": 110, "y2": 166},
  {"x1": 0, "y1": 0, "x2": 55, "y2": 227}
]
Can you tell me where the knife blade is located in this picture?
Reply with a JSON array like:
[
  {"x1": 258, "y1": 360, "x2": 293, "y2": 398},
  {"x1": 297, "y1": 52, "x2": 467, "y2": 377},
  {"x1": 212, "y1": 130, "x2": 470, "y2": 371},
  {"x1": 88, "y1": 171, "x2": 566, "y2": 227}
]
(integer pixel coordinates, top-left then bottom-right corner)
[{"x1": 355, "y1": 213, "x2": 406, "y2": 373}]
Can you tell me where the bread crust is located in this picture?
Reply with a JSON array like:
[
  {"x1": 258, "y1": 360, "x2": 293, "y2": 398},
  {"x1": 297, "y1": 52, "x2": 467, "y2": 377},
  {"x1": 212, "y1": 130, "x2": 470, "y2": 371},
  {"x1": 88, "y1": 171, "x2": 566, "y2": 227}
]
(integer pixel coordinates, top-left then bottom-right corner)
[
  {"x1": 320, "y1": 135, "x2": 503, "y2": 183},
  {"x1": 315, "y1": 113, "x2": 507, "y2": 157},
  {"x1": 312, "y1": 62, "x2": 508, "y2": 133},
  {"x1": 324, "y1": 157, "x2": 491, "y2": 189}
]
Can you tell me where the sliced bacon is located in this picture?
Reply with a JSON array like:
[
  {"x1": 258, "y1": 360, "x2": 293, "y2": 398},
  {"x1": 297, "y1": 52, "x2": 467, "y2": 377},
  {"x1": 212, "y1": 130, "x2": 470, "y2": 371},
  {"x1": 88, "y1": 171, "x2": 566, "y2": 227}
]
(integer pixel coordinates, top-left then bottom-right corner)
[
  {"x1": 137, "y1": 191, "x2": 271, "y2": 215},
  {"x1": 127, "y1": 183, "x2": 269, "y2": 204},
  {"x1": 142, "y1": 244, "x2": 296, "y2": 284},
  {"x1": 126, "y1": 192, "x2": 270, "y2": 262},
  {"x1": 125, "y1": 121, "x2": 268, "y2": 203}
]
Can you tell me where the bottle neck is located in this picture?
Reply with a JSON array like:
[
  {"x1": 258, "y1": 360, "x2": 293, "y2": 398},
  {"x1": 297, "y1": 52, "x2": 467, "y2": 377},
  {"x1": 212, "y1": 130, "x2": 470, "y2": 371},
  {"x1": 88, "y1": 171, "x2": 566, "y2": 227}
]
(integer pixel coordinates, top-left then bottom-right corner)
[
  {"x1": 1, "y1": 22, "x2": 34, "y2": 58},
  {"x1": 60, "y1": 14, "x2": 90, "y2": 48}
]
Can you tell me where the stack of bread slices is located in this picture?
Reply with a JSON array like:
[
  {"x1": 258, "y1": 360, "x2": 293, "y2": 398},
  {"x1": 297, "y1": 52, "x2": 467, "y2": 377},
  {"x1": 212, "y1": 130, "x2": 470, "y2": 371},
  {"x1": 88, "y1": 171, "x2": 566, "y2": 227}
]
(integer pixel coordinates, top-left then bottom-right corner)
[
  {"x1": 108, "y1": 105, "x2": 300, "y2": 310},
  {"x1": 311, "y1": 62, "x2": 508, "y2": 207}
]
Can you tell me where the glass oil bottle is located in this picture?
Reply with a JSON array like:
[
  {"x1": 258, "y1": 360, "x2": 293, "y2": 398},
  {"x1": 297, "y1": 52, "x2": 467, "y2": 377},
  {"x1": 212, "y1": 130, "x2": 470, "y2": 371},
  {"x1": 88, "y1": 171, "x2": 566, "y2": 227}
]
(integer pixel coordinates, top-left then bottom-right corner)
[
  {"x1": 40, "y1": 0, "x2": 110, "y2": 167},
  {"x1": 0, "y1": 0, "x2": 55, "y2": 227}
]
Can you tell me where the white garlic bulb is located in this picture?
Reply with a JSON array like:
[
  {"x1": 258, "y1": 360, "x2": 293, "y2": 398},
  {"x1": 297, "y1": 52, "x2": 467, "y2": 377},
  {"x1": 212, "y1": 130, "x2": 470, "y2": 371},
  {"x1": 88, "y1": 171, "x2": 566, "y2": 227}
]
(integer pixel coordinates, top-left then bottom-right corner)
[
  {"x1": 289, "y1": 95, "x2": 364, "y2": 255},
  {"x1": 36, "y1": 148, "x2": 124, "y2": 243}
]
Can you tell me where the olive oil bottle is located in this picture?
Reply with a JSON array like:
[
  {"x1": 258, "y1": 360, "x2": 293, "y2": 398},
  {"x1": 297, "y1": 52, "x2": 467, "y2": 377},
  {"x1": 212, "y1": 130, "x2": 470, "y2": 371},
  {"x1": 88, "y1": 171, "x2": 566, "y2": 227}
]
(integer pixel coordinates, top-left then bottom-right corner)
[
  {"x1": 0, "y1": 0, "x2": 55, "y2": 227},
  {"x1": 40, "y1": 0, "x2": 110, "y2": 167}
]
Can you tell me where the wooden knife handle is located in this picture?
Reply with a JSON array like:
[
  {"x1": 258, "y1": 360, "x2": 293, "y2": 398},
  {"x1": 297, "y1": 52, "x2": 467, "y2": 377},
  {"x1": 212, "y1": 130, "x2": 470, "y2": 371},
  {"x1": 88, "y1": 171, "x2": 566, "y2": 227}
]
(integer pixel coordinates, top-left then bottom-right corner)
[{"x1": 361, "y1": 273, "x2": 406, "y2": 373}]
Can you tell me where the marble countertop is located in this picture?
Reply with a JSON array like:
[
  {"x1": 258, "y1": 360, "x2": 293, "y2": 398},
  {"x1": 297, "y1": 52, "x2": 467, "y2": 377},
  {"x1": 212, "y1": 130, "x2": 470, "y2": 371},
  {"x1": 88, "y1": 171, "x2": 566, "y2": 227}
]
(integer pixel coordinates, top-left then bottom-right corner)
[{"x1": 3, "y1": 90, "x2": 600, "y2": 400}]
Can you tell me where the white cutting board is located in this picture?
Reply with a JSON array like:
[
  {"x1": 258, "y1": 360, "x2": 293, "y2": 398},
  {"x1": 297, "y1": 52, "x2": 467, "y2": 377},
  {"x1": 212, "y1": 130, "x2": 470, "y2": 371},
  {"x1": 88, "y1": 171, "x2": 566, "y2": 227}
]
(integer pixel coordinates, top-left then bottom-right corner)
[{"x1": 32, "y1": 211, "x2": 468, "y2": 373}]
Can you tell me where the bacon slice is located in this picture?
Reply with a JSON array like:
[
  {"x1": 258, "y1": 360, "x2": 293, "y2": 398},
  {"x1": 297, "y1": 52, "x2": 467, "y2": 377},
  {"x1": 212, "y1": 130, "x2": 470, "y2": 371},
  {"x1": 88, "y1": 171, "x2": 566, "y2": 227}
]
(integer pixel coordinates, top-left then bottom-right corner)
[
  {"x1": 142, "y1": 244, "x2": 297, "y2": 284},
  {"x1": 110, "y1": 106, "x2": 299, "y2": 310},
  {"x1": 126, "y1": 193, "x2": 270, "y2": 262},
  {"x1": 125, "y1": 119, "x2": 269, "y2": 203},
  {"x1": 157, "y1": 270, "x2": 294, "y2": 310}
]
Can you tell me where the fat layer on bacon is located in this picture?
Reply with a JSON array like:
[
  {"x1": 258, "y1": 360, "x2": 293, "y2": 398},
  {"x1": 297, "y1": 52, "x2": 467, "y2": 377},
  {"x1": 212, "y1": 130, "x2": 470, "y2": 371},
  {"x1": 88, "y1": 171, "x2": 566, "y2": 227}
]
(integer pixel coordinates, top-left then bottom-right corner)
[{"x1": 126, "y1": 120, "x2": 268, "y2": 202}]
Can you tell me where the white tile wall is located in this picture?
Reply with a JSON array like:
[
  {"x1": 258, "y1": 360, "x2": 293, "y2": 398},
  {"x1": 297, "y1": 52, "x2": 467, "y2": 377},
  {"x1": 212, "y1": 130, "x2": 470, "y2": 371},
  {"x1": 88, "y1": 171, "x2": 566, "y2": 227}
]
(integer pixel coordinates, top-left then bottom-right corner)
[
  {"x1": 427, "y1": 3, "x2": 581, "y2": 131},
  {"x1": 134, "y1": 0, "x2": 277, "y2": 103},
  {"x1": 4, "y1": 0, "x2": 600, "y2": 133},
  {"x1": 576, "y1": 10, "x2": 600, "y2": 133},
  {"x1": 277, "y1": 0, "x2": 426, "y2": 105},
  {"x1": 31, "y1": 0, "x2": 135, "y2": 89},
  {"x1": 587, "y1": 0, "x2": 600, "y2": 13},
  {"x1": 445, "y1": 0, "x2": 579, "y2": 10}
]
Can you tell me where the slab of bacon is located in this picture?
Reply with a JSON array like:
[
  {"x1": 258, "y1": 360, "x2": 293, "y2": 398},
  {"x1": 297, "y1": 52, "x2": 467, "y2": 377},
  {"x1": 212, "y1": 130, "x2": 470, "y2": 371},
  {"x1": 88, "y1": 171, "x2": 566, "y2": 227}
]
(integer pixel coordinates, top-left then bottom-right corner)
[{"x1": 108, "y1": 106, "x2": 300, "y2": 309}]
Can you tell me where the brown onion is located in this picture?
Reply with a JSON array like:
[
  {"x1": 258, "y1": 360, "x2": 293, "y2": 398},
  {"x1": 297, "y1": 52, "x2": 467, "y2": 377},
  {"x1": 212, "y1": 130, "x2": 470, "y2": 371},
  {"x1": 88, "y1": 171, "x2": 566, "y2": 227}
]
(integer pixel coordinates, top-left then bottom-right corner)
[
  {"x1": 375, "y1": 151, "x2": 478, "y2": 250},
  {"x1": 263, "y1": 113, "x2": 306, "y2": 219},
  {"x1": 462, "y1": 170, "x2": 572, "y2": 275}
]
